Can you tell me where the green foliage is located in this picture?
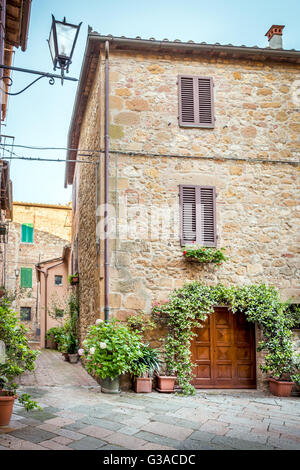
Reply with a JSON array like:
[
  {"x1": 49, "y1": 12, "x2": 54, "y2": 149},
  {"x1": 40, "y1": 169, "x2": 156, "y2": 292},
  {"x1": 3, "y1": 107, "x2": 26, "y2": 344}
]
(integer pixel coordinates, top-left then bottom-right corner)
[
  {"x1": 152, "y1": 283, "x2": 300, "y2": 395},
  {"x1": 82, "y1": 319, "x2": 143, "y2": 380},
  {"x1": 285, "y1": 304, "x2": 300, "y2": 328},
  {"x1": 68, "y1": 274, "x2": 79, "y2": 285},
  {"x1": 46, "y1": 326, "x2": 65, "y2": 346},
  {"x1": 0, "y1": 297, "x2": 40, "y2": 410},
  {"x1": 182, "y1": 245, "x2": 227, "y2": 266},
  {"x1": 127, "y1": 313, "x2": 156, "y2": 335},
  {"x1": 47, "y1": 293, "x2": 79, "y2": 354},
  {"x1": 131, "y1": 343, "x2": 160, "y2": 378},
  {"x1": 18, "y1": 393, "x2": 42, "y2": 412}
]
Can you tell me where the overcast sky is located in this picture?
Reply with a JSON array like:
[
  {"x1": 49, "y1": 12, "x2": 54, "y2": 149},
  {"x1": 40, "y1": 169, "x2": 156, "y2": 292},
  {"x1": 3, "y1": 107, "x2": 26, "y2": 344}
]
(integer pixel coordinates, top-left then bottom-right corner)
[{"x1": 2, "y1": 0, "x2": 300, "y2": 205}]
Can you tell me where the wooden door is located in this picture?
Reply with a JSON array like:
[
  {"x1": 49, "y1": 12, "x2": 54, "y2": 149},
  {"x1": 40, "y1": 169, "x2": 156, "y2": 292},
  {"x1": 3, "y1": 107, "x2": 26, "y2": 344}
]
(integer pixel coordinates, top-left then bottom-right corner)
[{"x1": 191, "y1": 307, "x2": 256, "y2": 388}]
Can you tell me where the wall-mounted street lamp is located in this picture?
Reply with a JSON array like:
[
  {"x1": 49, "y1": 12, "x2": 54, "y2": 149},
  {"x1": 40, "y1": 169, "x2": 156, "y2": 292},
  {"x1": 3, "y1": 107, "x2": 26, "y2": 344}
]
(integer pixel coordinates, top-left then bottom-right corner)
[
  {"x1": 0, "y1": 15, "x2": 82, "y2": 95},
  {"x1": 48, "y1": 16, "x2": 82, "y2": 84}
]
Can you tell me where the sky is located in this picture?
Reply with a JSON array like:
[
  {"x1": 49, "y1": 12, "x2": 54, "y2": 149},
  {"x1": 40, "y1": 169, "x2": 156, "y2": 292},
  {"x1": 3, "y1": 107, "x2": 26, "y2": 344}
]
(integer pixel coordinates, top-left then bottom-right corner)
[{"x1": 2, "y1": 0, "x2": 300, "y2": 205}]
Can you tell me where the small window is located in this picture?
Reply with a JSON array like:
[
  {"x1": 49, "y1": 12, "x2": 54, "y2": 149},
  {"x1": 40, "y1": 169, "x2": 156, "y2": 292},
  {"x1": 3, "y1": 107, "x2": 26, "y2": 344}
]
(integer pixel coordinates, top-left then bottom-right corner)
[
  {"x1": 178, "y1": 75, "x2": 215, "y2": 128},
  {"x1": 55, "y1": 275, "x2": 63, "y2": 286},
  {"x1": 179, "y1": 185, "x2": 217, "y2": 247},
  {"x1": 20, "y1": 307, "x2": 31, "y2": 321},
  {"x1": 20, "y1": 267, "x2": 32, "y2": 288},
  {"x1": 21, "y1": 224, "x2": 34, "y2": 243}
]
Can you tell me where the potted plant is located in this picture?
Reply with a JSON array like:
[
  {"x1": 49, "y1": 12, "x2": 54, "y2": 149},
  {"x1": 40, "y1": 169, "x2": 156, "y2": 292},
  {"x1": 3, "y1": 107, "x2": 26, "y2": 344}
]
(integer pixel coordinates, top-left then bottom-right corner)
[
  {"x1": 81, "y1": 319, "x2": 143, "y2": 394},
  {"x1": 131, "y1": 344, "x2": 160, "y2": 393},
  {"x1": 0, "y1": 298, "x2": 40, "y2": 425},
  {"x1": 260, "y1": 333, "x2": 300, "y2": 397},
  {"x1": 156, "y1": 370, "x2": 177, "y2": 393},
  {"x1": 66, "y1": 333, "x2": 79, "y2": 363},
  {"x1": 68, "y1": 274, "x2": 79, "y2": 286},
  {"x1": 46, "y1": 326, "x2": 65, "y2": 350}
]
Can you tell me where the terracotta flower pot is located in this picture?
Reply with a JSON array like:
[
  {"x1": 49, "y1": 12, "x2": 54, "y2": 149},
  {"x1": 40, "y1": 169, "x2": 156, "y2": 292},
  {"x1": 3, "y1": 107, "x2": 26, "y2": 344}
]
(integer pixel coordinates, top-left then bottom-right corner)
[
  {"x1": 134, "y1": 377, "x2": 152, "y2": 393},
  {"x1": 68, "y1": 353, "x2": 79, "y2": 364},
  {"x1": 0, "y1": 393, "x2": 17, "y2": 426},
  {"x1": 268, "y1": 378, "x2": 295, "y2": 397},
  {"x1": 156, "y1": 375, "x2": 176, "y2": 392}
]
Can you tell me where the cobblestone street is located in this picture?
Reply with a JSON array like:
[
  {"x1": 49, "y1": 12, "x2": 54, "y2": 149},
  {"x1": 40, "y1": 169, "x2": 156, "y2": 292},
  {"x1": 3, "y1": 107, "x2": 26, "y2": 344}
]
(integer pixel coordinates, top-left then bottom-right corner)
[{"x1": 0, "y1": 350, "x2": 299, "y2": 451}]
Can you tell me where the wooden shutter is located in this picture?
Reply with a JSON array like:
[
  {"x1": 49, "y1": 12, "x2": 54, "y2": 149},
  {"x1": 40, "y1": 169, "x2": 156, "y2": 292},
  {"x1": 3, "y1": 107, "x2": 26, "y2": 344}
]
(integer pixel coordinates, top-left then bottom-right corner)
[
  {"x1": 179, "y1": 75, "x2": 214, "y2": 128},
  {"x1": 180, "y1": 185, "x2": 216, "y2": 247},
  {"x1": 20, "y1": 267, "x2": 32, "y2": 288}
]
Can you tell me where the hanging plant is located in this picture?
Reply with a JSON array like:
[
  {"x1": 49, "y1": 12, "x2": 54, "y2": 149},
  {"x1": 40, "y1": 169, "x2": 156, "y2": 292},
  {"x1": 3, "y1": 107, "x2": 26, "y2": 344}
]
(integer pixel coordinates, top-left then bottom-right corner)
[
  {"x1": 151, "y1": 282, "x2": 300, "y2": 396},
  {"x1": 182, "y1": 244, "x2": 227, "y2": 266}
]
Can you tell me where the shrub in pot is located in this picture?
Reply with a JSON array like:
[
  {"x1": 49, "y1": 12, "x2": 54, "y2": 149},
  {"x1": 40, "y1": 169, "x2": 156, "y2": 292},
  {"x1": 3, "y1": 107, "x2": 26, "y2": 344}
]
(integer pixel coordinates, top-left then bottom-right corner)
[
  {"x1": 0, "y1": 298, "x2": 40, "y2": 425},
  {"x1": 131, "y1": 344, "x2": 160, "y2": 393},
  {"x1": 66, "y1": 333, "x2": 79, "y2": 363},
  {"x1": 260, "y1": 319, "x2": 300, "y2": 397},
  {"x1": 46, "y1": 326, "x2": 65, "y2": 350},
  {"x1": 81, "y1": 319, "x2": 143, "y2": 394}
]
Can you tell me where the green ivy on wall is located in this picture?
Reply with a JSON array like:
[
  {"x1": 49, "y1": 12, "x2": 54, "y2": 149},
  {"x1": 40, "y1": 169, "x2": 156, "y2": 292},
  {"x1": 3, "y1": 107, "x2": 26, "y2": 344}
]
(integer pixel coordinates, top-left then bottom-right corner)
[{"x1": 152, "y1": 283, "x2": 300, "y2": 395}]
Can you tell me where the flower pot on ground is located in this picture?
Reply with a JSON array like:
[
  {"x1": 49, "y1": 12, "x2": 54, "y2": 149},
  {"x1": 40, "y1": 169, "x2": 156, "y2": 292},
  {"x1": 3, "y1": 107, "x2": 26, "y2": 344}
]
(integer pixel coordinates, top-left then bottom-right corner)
[
  {"x1": 0, "y1": 392, "x2": 17, "y2": 426},
  {"x1": 81, "y1": 318, "x2": 143, "y2": 394},
  {"x1": 46, "y1": 327, "x2": 65, "y2": 351},
  {"x1": 268, "y1": 378, "x2": 295, "y2": 397},
  {"x1": 156, "y1": 375, "x2": 177, "y2": 392},
  {"x1": 100, "y1": 376, "x2": 120, "y2": 394},
  {"x1": 134, "y1": 376, "x2": 152, "y2": 393},
  {"x1": 68, "y1": 353, "x2": 79, "y2": 364},
  {"x1": 131, "y1": 344, "x2": 160, "y2": 393}
]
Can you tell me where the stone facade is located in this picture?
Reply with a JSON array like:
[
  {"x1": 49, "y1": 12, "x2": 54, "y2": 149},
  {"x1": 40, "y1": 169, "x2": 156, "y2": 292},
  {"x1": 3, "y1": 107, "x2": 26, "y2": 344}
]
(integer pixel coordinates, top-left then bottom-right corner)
[
  {"x1": 6, "y1": 202, "x2": 71, "y2": 342},
  {"x1": 70, "y1": 39, "x2": 300, "y2": 390}
]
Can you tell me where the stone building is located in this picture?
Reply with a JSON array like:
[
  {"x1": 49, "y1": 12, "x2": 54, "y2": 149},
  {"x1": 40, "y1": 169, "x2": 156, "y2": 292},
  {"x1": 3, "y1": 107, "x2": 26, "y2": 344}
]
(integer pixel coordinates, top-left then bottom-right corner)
[
  {"x1": 65, "y1": 25, "x2": 300, "y2": 390},
  {"x1": 5, "y1": 201, "x2": 71, "y2": 346}
]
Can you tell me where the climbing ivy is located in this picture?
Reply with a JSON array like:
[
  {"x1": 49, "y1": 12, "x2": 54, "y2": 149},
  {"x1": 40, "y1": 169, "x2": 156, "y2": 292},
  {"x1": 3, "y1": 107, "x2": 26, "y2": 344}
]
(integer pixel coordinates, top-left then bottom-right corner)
[{"x1": 152, "y1": 283, "x2": 300, "y2": 395}]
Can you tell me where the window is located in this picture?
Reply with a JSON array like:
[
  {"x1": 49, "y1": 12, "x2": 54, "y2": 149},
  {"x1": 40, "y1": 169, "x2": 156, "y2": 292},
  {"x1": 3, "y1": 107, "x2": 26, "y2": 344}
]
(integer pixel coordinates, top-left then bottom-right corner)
[
  {"x1": 55, "y1": 275, "x2": 63, "y2": 286},
  {"x1": 178, "y1": 75, "x2": 215, "y2": 128},
  {"x1": 20, "y1": 307, "x2": 31, "y2": 321},
  {"x1": 21, "y1": 223, "x2": 34, "y2": 243},
  {"x1": 179, "y1": 185, "x2": 217, "y2": 247},
  {"x1": 20, "y1": 267, "x2": 32, "y2": 288}
]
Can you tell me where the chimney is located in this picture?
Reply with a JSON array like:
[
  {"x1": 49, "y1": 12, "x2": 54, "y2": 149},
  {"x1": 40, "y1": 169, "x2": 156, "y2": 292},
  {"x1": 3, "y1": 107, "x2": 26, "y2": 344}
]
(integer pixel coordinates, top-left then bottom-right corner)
[{"x1": 265, "y1": 25, "x2": 285, "y2": 49}]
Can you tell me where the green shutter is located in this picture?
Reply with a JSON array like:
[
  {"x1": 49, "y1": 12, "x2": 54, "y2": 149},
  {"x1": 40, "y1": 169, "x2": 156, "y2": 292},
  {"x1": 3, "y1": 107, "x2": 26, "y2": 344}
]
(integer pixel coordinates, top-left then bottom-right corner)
[
  {"x1": 20, "y1": 268, "x2": 32, "y2": 288},
  {"x1": 21, "y1": 224, "x2": 34, "y2": 243}
]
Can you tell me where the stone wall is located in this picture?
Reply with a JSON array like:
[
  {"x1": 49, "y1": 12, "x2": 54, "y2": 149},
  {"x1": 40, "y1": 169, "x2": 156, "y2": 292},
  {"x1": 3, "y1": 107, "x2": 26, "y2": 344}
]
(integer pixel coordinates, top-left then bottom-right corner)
[
  {"x1": 6, "y1": 203, "x2": 71, "y2": 339},
  {"x1": 74, "y1": 48, "x2": 300, "y2": 389}
]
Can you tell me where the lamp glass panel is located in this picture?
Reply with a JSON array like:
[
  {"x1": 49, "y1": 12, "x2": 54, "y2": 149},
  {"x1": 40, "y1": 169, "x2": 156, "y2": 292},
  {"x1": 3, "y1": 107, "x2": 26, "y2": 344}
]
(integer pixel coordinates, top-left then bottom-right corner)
[
  {"x1": 48, "y1": 27, "x2": 56, "y2": 62},
  {"x1": 56, "y1": 22, "x2": 78, "y2": 58}
]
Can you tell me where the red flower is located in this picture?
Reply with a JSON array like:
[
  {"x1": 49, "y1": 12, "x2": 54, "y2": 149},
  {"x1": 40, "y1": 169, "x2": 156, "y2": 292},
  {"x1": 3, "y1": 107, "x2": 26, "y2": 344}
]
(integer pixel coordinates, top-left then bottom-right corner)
[{"x1": 183, "y1": 251, "x2": 187, "y2": 255}]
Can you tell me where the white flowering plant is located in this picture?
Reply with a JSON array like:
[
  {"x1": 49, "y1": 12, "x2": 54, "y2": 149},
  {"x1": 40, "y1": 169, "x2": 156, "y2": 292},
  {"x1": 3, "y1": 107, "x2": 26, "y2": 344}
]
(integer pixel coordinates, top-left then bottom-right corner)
[{"x1": 80, "y1": 319, "x2": 143, "y2": 380}]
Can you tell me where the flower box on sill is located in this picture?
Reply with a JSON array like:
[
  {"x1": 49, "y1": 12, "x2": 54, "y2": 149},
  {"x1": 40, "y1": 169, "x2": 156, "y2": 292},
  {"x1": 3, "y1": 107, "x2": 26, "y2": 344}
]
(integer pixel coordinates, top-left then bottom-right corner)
[
  {"x1": 68, "y1": 274, "x2": 79, "y2": 286},
  {"x1": 182, "y1": 244, "x2": 227, "y2": 267}
]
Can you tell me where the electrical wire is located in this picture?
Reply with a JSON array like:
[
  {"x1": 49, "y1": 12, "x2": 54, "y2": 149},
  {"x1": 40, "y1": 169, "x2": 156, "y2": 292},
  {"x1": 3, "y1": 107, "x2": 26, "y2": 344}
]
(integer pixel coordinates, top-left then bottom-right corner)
[{"x1": 0, "y1": 145, "x2": 97, "y2": 164}]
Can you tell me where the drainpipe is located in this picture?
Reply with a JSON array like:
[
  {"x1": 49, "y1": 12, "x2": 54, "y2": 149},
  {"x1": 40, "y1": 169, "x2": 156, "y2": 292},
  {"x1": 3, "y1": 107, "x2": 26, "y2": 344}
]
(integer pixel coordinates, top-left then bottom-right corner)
[{"x1": 104, "y1": 40, "x2": 110, "y2": 322}]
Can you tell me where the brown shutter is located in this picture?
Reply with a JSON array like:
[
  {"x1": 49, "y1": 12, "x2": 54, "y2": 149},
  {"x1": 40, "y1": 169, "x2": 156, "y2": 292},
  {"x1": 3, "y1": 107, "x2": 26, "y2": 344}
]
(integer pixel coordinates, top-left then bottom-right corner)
[
  {"x1": 180, "y1": 185, "x2": 217, "y2": 247},
  {"x1": 199, "y1": 186, "x2": 217, "y2": 247},
  {"x1": 179, "y1": 75, "x2": 214, "y2": 128},
  {"x1": 180, "y1": 185, "x2": 197, "y2": 245}
]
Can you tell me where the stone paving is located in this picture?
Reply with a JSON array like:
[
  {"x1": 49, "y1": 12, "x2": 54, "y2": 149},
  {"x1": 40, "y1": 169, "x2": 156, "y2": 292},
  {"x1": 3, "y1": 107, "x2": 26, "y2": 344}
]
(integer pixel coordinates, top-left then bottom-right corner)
[{"x1": 0, "y1": 350, "x2": 299, "y2": 451}]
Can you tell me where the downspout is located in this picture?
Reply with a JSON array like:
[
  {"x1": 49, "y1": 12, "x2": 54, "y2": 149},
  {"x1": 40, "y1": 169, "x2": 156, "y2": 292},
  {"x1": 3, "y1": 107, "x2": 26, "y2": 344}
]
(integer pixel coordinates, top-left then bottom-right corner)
[{"x1": 104, "y1": 40, "x2": 110, "y2": 322}]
